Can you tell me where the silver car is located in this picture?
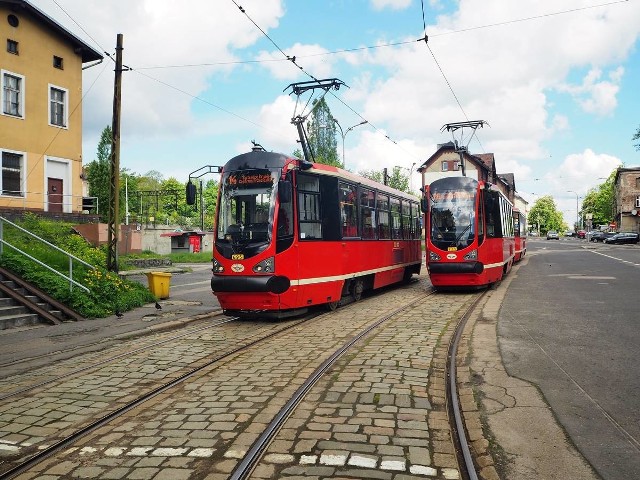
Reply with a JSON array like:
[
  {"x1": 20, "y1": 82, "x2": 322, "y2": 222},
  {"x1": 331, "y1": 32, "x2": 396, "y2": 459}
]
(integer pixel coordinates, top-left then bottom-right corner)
[{"x1": 546, "y1": 230, "x2": 559, "y2": 240}]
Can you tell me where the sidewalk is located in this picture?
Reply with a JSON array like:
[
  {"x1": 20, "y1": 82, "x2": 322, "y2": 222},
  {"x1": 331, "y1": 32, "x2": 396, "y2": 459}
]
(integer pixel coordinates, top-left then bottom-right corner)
[{"x1": 0, "y1": 263, "x2": 221, "y2": 375}]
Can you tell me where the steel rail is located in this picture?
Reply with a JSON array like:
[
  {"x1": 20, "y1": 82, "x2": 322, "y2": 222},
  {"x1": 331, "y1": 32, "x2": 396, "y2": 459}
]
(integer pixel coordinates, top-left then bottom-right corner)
[
  {"x1": 0, "y1": 314, "x2": 316, "y2": 480},
  {"x1": 229, "y1": 289, "x2": 435, "y2": 480},
  {"x1": 446, "y1": 291, "x2": 487, "y2": 480},
  {"x1": 0, "y1": 316, "x2": 233, "y2": 401}
]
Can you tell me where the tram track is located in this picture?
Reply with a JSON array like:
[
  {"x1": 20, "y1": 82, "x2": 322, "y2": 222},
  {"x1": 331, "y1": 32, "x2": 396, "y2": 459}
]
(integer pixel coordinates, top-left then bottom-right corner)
[
  {"x1": 446, "y1": 290, "x2": 488, "y2": 480},
  {"x1": 226, "y1": 286, "x2": 486, "y2": 479},
  {"x1": 1, "y1": 280, "x2": 489, "y2": 480},
  {"x1": 0, "y1": 316, "x2": 235, "y2": 401},
  {"x1": 0, "y1": 314, "x2": 318, "y2": 478}
]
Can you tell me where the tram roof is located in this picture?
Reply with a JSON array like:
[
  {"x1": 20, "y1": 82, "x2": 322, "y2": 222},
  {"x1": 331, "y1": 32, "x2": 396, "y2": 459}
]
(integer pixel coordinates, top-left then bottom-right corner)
[{"x1": 224, "y1": 150, "x2": 420, "y2": 202}]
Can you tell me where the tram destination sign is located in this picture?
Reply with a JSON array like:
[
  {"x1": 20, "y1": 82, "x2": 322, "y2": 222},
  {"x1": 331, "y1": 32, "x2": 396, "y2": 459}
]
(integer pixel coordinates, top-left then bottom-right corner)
[{"x1": 227, "y1": 170, "x2": 273, "y2": 189}]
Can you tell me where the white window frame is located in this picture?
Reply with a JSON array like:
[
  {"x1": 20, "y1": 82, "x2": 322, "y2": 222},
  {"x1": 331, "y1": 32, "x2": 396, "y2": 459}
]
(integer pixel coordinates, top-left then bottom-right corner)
[
  {"x1": 48, "y1": 83, "x2": 68, "y2": 128},
  {"x1": 441, "y1": 161, "x2": 449, "y2": 172},
  {"x1": 0, "y1": 148, "x2": 26, "y2": 197},
  {"x1": 635, "y1": 195, "x2": 640, "y2": 208},
  {"x1": 1, "y1": 69, "x2": 25, "y2": 119}
]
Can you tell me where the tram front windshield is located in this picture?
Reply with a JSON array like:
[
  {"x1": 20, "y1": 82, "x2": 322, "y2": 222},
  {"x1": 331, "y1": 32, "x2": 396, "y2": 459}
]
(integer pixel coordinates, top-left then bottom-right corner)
[
  {"x1": 429, "y1": 183, "x2": 476, "y2": 251},
  {"x1": 217, "y1": 169, "x2": 277, "y2": 247}
]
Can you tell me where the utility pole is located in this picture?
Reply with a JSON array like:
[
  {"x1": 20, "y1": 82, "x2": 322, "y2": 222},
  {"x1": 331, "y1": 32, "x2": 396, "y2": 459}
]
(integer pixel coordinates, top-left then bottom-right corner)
[{"x1": 107, "y1": 34, "x2": 124, "y2": 272}]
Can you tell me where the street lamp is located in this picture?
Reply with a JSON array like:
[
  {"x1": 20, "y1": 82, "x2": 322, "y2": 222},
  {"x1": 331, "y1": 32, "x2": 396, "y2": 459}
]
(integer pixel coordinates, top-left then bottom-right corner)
[
  {"x1": 333, "y1": 119, "x2": 367, "y2": 165},
  {"x1": 567, "y1": 190, "x2": 579, "y2": 230}
]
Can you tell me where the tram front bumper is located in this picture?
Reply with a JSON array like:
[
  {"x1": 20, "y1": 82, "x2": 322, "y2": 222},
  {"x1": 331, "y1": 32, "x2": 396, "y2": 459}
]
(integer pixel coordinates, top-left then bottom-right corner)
[
  {"x1": 211, "y1": 274, "x2": 290, "y2": 294},
  {"x1": 428, "y1": 261, "x2": 484, "y2": 275}
]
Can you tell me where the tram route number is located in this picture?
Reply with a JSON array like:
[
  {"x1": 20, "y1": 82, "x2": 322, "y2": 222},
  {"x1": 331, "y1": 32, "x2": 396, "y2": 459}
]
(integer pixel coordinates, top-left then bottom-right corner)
[{"x1": 232, "y1": 254, "x2": 245, "y2": 260}]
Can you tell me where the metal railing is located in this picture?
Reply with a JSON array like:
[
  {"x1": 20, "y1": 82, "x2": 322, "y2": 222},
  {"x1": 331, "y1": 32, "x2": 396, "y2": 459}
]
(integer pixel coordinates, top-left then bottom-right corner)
[{"x1": 0, "y1": 216, "x2": 95, "y2": 292}]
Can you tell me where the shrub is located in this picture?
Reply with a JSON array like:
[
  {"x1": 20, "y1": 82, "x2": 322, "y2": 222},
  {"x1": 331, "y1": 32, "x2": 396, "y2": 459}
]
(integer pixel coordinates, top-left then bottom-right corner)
[{"x1": 0, "y1": 215, "x2": 154, "y2": 318}]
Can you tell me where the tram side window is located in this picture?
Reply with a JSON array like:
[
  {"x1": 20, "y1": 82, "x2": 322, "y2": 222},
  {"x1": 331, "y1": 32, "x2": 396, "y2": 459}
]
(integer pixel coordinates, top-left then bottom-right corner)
[
  {"x1": 360, "y1": 188, "x2": 376, "y2": 239},
  {"x1": 340, "y1": 182, "x2": 358, "y2": 238},
  {"x1": 410, "y1": 202, "x2": 421, "y2": 239},
  {"x1": 400, "y1": 200, "x2": 411, "y2": 239},
  {"x1": 484, "y1": 191, "x2": 502, "y2": 238},
  {"x1": 390, "y1": 197, "x2": 402, "y2": 239},
  {"x1": 298, "y1": 174, "x2": 322, "y2": 240},
  {"x1": 377, "y1": 194, "x2": 390, "y2": 239}
]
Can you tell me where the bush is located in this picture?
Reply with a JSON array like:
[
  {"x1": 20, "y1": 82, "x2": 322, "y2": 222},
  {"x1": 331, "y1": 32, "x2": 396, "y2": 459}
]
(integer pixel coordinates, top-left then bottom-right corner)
[{"x1": 0, "y1": 214, "x2": 155, "y2": 318}]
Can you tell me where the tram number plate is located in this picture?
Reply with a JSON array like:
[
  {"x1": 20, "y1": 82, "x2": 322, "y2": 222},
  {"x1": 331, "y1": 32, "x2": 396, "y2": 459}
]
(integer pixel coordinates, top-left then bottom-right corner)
[
  {"x1": 231, "y1": 254, "x2": 245, "y2": 260},
  {"x1": 447, "y1": 247, "x2": 458, "y2": 252}
]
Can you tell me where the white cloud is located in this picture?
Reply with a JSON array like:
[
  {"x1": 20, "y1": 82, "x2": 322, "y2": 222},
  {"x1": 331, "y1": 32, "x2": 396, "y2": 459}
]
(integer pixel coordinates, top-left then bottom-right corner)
[
  {"x1": 556, "y1": 67, "x2": 623, "y2": 116},
  {"x1": 370, "y1": 0, "x2": 412, "y2": 11}
]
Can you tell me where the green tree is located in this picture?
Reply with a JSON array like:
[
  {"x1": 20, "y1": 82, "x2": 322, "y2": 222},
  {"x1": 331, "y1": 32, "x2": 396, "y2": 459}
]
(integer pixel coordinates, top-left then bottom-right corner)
[
  {"x1": 359, "y1": 166, "x2": 412, "y2": 194},
  {"x1": 85, "y1": 126, "x2": 112, "y2": 220},
  {"x1": 527, "y1": 195, "x2": 565, "y2": 234},
  {"x1": 581, "y1": 169, "x2": 616, "y2": 228},
  {"x1": 633, "y1": 125, "x2": 640, "y2": 151},
  {"x1": 306, "y1": 98, "x2": 341, "y2": 167}
]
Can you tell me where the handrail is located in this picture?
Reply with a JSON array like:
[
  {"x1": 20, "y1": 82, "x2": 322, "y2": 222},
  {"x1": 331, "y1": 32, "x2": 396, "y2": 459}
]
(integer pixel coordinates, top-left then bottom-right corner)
[{"x1": 0, "y1": 216, "x2": 95, "y2": 292}]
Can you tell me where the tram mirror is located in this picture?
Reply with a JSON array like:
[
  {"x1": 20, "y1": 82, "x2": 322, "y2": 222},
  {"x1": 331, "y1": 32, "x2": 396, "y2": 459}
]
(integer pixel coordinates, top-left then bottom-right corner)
[
  {"x1": 420, "y1": 197, "x2": 428, "y2": 213},
  {"x1": 278, "y1": 181, "x2": 292, "y2": 203},
  {"x1": 186, "y1": 180, "x2": 197, "y2": 205}
]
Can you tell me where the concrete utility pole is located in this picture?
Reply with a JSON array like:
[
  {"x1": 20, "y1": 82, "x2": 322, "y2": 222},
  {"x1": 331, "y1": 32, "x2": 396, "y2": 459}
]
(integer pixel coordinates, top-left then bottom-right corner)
[{"x1": 107, "y1": 34, "x2": 124, "y2": 272}]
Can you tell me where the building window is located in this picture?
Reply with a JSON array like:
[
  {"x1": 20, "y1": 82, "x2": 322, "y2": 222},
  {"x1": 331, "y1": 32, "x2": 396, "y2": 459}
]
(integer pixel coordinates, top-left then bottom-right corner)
[
  {"x1": 7, "y1": 39, "x2": 18, "y2": 54},
  {"x1": 1, "y1": 151, "x2": 24, "y2": 196},
  {"x1": 49, "y1": 84, "x2": 68, "y2": 128},
  {"x1": 636, "y1": 196, "x2": 640, "y2": 209},
  {"x1": 2, "y1": 70, "x2": 24, "y2": 118},
  {"x1": 635, "y1": 177, "x2": 640, "y2": 189},
  {"x1": 441, "y1": 161, "x2": 449, "y2": 172},
  {"x1": 453, "y1": 161, "x2": 460, "y2": 171},
  {"x1": 53, "y1": 56, "x2": 63, "y2": 69}
]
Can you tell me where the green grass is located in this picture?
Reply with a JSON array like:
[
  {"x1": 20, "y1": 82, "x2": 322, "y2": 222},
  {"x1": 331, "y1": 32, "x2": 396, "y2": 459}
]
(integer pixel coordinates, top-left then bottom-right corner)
[{"x1": 0, "y1": 213, "x2": 155, "y2": 318}]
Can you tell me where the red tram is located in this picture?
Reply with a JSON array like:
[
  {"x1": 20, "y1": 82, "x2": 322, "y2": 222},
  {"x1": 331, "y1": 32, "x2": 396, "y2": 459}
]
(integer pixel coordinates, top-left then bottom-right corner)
[
  {"x1": 423, "y1": 176, "x2": 515, "y2": 289},
  {"x1": 210, "y1": 147, "x2": 422, "y2": 318},
  {"x1": 513, "y1": 208, "x2": 527, "y2": 262}
]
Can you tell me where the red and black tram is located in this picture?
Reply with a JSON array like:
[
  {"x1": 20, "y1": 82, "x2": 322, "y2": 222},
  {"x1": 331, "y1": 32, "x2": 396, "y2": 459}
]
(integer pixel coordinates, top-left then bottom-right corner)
[
  {"x1": 210, "y1": 147, "x2": 422, "y2": 318},
  {"x1": 423, "y1": 176, "x2": 515, "y2": 289},
  {"x1": 513, "y1": 208, "x2": 527, "y2": 262}
]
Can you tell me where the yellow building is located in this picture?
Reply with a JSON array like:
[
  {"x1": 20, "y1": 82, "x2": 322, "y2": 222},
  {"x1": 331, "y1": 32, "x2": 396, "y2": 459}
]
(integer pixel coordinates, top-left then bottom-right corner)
[{"x1": 1, "y1": 0, "x2": 101, "y2": 214}]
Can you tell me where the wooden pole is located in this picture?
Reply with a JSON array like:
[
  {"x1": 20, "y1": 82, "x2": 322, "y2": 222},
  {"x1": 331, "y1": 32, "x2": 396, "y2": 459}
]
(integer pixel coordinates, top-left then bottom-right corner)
[{"x1": 107, "y1": 34, "x2": 123, "y2": 272}]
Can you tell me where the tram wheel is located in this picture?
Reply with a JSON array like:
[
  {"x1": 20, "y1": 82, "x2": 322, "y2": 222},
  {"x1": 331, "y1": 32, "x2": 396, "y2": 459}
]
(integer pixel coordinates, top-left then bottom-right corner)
[
  {"x1": 351, "y1": 279, "x2": 364, "y2": 301},
  {"x1": 326, "y1": 300, "x2": 339, "y2": 311}
]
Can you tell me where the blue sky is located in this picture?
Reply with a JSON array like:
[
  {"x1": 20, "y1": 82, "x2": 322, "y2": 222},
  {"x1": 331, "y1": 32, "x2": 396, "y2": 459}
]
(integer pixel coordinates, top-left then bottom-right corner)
[{"x1": 34, "y1": 0, "x2": 640, "y2": 226}]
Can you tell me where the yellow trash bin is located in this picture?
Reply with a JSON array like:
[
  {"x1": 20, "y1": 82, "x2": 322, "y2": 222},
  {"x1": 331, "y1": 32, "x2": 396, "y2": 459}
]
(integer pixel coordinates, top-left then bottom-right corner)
[{"x1": 146, "y1": 272, "x2": 172, "y2": 299}]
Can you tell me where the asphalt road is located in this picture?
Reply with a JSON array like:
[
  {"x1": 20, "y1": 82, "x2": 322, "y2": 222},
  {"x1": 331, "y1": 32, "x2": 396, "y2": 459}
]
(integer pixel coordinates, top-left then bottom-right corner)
[{"x1": 498, "y1": 237, "x2": 640, "y2": 480}]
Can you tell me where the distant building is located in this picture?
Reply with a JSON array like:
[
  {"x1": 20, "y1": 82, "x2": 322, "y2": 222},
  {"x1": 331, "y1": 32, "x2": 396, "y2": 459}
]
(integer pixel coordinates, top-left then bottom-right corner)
[
  {"x1": 613, "y1": 167, "x2": 640, "y2": 232},
  {"x1": 0, "y1": 0, "x2": 102, "y2": 215},
  {"x1": 418, "y1": 142, "x2": 522, "y2": 205}
]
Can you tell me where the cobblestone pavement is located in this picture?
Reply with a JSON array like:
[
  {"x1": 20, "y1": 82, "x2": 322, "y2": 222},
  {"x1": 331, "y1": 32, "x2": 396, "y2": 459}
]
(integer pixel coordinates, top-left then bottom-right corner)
[{"x1": 5, "y1": 274, "x2": 479, "y2": 479}]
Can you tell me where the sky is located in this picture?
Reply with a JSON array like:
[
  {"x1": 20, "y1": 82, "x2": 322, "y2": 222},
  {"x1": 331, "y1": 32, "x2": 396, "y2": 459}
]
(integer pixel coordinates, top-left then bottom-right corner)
[{"x1": 31, "y1": 0, "x2": 640, "y2": 227}]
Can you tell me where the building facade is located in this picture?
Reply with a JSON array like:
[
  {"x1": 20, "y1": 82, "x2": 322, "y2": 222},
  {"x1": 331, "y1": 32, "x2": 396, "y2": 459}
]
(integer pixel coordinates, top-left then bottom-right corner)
[
  {"x1": 418, "y1": 142, "x2": 520, "y2": 204},
  {"x1": 614, "y1": 167, "x2": 640, "y2": 233},
  {"x1": 0, "y1": 0, "x2": 101, "y2": 214}
]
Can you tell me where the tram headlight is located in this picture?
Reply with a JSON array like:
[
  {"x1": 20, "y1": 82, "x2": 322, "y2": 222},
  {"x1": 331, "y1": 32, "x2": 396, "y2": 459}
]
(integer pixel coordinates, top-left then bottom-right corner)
[
  {"x1": 253, "y1": 256, "x2": 274, "y2": 273},
  {"x1": 463, "y1": 249, "x2": 478, "y2": 260},
  {"x1": 429, "y1": 251, "x2": 441, "y2": 261},
  {"x1": 212, "y1": 258, "x2": 224, "y2": 273}
]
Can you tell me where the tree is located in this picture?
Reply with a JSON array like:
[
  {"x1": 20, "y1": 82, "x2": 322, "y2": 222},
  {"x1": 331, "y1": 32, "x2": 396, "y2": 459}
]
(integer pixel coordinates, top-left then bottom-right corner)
[
  {"x1": 85, "y1": 126, "x2": 112, "y2": 220},
  {"x1": 633, "y1": 125, "x2": 640, "y2": 151},
  {"x1": 359, "y1": 166, "x2": 412, "y2": 194},
  {"x1": 581, "y1": 169, "x2": 616, "y2": 228},
  {"x1": 305, "y1": 98, "x2": 341, "y2": 167},
  {"x1": 527, "y1": 195, "x2": 566, "y2": 233}
]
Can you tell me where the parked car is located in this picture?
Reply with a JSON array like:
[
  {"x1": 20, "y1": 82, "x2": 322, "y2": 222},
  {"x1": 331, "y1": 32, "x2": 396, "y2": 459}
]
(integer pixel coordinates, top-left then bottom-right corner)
[
  {"x1": 546, "y1": 230, "x2": 560, "y2": 240},
  {"x1": 590, "y1": 231, "x2": 616, "y2": 242},
  {"x1": 603, "y1": 232, "x2": 640, "y2": 244},
  {"x1": 565, "y1": 231, "x2": 575, "y2": 237},
  {"x1": 577, "y1": 230, "x2": 586, "y2": 238}
]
